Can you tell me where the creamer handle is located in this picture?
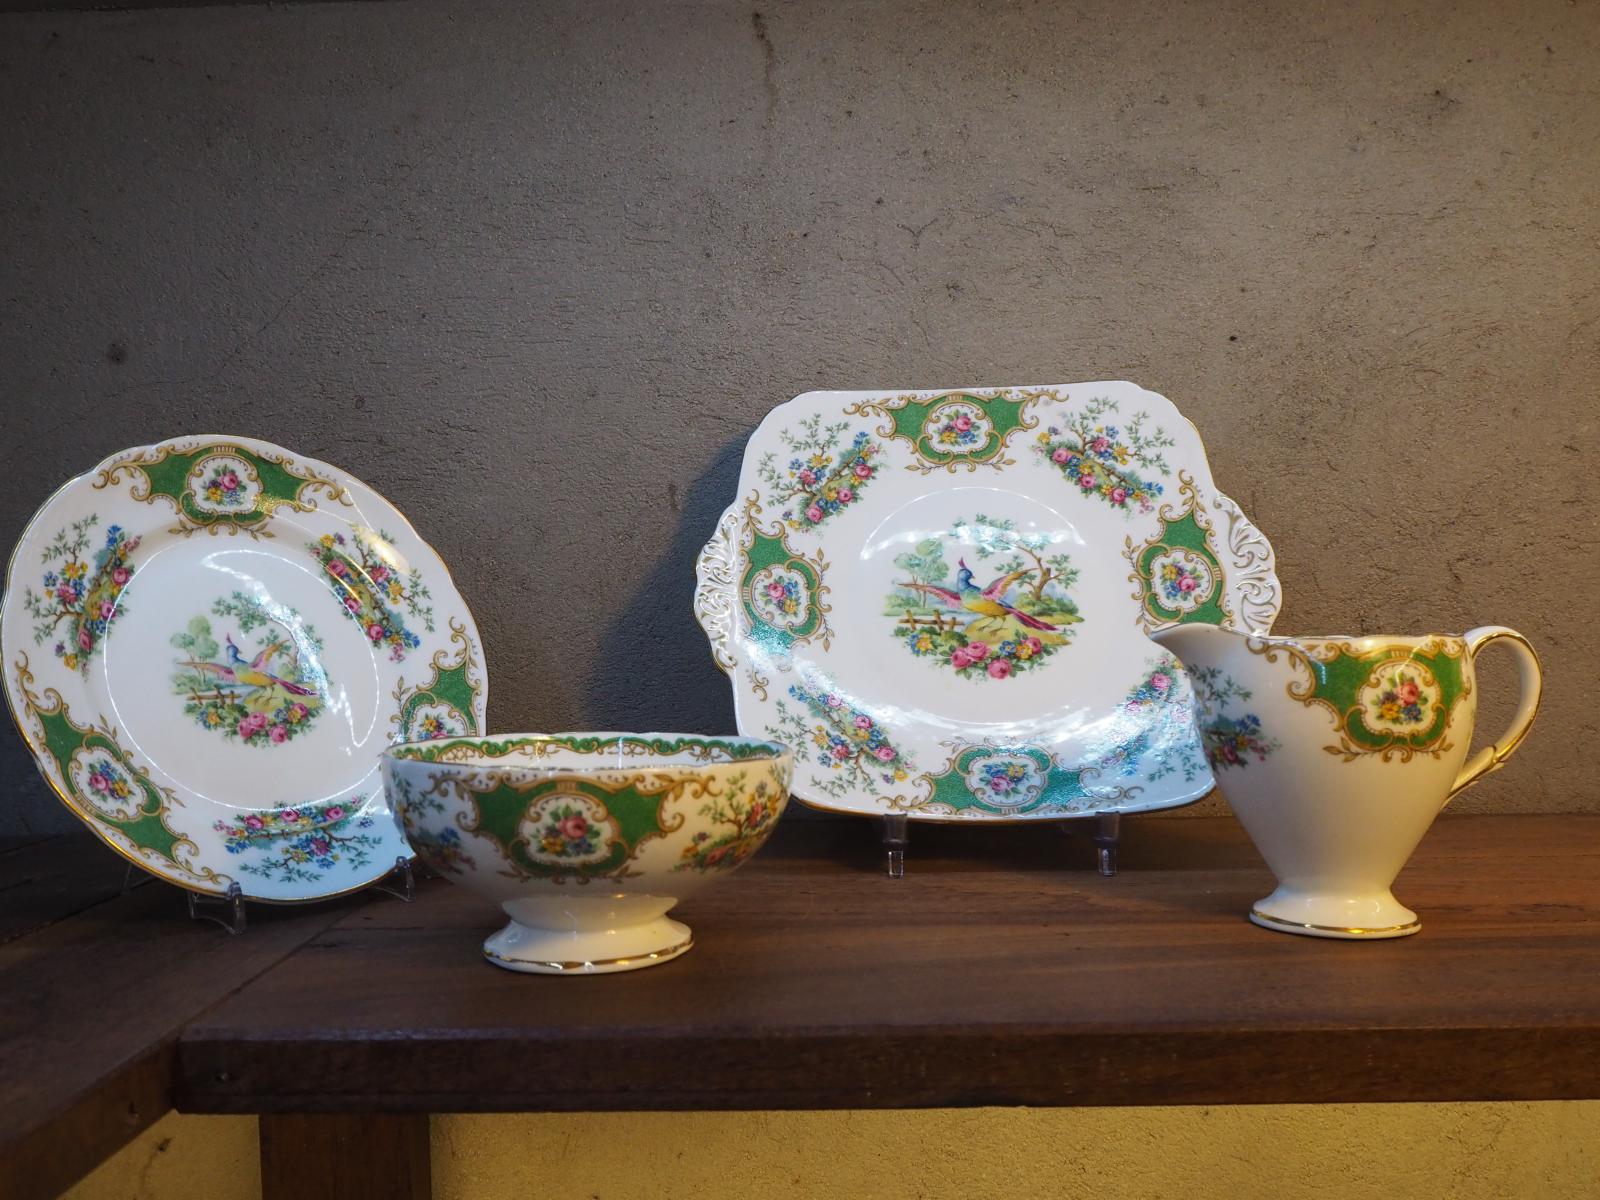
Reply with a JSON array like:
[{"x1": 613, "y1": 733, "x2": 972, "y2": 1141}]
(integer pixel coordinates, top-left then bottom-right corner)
[{"x1": 1447, "y1": 626, "x2": 1542, "y2": 803}]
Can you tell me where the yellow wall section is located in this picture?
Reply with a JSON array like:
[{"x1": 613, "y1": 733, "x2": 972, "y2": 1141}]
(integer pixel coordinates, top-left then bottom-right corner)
[{"x1": 65, "y1": 1104, "x2": 1600, "y2": 1200}]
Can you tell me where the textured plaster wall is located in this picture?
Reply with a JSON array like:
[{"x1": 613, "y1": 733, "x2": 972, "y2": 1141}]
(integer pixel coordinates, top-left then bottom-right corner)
[
  {"x1": 65, "y1": 1105, "x2": 1600, "y2": 1200},
  {"x1": 1, "y1": 0, "x2": 1597, "y2": 832}
]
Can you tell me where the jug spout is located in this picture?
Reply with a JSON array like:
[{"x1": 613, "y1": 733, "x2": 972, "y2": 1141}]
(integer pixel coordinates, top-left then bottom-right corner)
[{"x1": 1147, "y1": 621, "x2": 1244, "y2": 673}]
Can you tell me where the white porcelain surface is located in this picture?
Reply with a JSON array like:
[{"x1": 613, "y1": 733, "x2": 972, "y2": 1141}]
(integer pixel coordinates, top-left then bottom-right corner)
[
  {"x1": 1151, "y1": 624, "x2": 1542, "y2": 939},
  {"x1": 1, "y1": 435, "x2": 488, "y2": 902},
  {"x1": 694, "y1": 382, "x2": 1281, "y2": 822},
  {"x1": 383, "y1": 733, "x2": 791, "y2": 974}
]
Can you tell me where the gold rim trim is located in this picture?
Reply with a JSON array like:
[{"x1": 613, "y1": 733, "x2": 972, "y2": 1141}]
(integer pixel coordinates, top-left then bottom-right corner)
[
  {"x1": 0, "y1": 433, "x2": 489, "y2": 906},
  {"x1": 1250, "y1": 909, "x2": 1420, "y2": 936},
  {"x1": 484, "y1": 936, "x2": 694, "y2": 972}
]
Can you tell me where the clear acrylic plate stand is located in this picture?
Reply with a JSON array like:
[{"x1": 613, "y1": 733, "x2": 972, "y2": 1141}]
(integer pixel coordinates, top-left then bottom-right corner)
[
  {"x1": 877, "y1": 813, "x2": 1123, "y2": 878},
  {"x1": 120, "y1": 856, "x2": 418, "y2": 935}
]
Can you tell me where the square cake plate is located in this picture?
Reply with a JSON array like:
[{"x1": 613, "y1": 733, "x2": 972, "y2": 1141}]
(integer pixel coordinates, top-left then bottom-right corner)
[{"x1": 693, "y1": 383, "x2": 1280, "y2": 842}]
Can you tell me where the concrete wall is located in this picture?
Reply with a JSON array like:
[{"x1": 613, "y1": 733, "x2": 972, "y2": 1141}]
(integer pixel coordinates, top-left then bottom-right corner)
[{"x1": 1, "y1": 0, "x2": 1595, "y2": 833}]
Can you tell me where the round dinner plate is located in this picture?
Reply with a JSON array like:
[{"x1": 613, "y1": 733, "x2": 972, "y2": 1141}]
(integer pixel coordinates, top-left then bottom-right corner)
[
  {"x1": 694, "y1": 382, "x2": 1282, "y2": 822},
  {"x1": 2, "y1": 434, "x2": 488, "y2": 901}
]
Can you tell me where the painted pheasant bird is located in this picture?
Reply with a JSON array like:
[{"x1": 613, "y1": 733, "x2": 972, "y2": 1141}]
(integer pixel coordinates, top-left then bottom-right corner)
[
  {"x1": 182, "y1": 635, "x2": 319, "y2": 703},
  {"x1": 896, "y1": 559, "x2": 1079, "y2": 639}
]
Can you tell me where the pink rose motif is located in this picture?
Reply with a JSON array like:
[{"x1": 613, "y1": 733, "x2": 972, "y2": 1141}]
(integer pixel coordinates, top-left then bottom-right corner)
[
  {"x1": 78, "y1": 627, "x2": 93, "y2": 650},
  {"x1": 825, "y1": 694, "x2": 844, "y2": 709},
  {"x1": 58, "y1": 585, "x2": 76, "y2": 604},
  {"x1": 1051, "y1": 448, "x2": 1071, "y2": 465},
  {"x1": 766, "y1": 581, "x2": 787, "y2": 600},
  {"x1": 1397, "y1": 681, "x2": 1421, "y2": 705},
  {"x1": 1178, "y1": 575, "x2": 1198, "y2": 593},
  {"x1": 112, "y1": 566, "x2": 131, "y2": 585},
  {"x1": 965, "y1": 641, "x2": 990, "y2": 661},
  {"x1": 1150, "y1": 672, "x2": 1171, "y2": 691},
  {"x1": 798, "y1": 469, "x2": 817, "y2": 486},
  {"x1": 281, "y1": 809, "x2": 301, "y2": 822},
  {"x1": 369, "y1": 565, "x2": 390, "y2": 583},
  {"x1": 99, "y1": 600, "x2": 115, "y2": 619},
  {"x1": 326, "y1": 559, "x2": 347, "y2": 577},
  {"x1": 325, "y1": 806, "x2": 344, "y2": 821},
  {"x1": 854, "y1": 715, "x2": 873, "y2": 730},
  {"x1": 238, "y1": 713, "x2": 269, "y2": 738},
  {"x1": 987, "y1": 659, "x2": 1012, "y2": 680},
  {"x1": 1078, "y1": 473, "x2": 1096, "y2": 490},
  {"x1": 953, "y1": 414, "x2": 974, "y2": 432},
  {"x1": 219, "y1": 471, "x2": 240, "y2": 490},
  {"x1": 990, "y1": 775, "x2": 1013, "y2": 793},
  {"x1": 88, "y1": 771, "x2": 109, "y2": 793},
  {"x1": 837, "y1": 487, "x2": 854, "y2": 503},
  {"x1": 1024, "y1": 637, "x2": 1043, "y2": 655},
  {"x1": 366, "y1": 623, "x2": 385, "y2": 641},
  {"x1": 558, "y1": 815, "x2": 589, "y2": 840},
  {"x1": 1110, "y1": 486, "x2": 1128, "y2": 505},
  {"x1": 805, "y1": 504, "x2": 824, "y2": 523},
  {"x1": 1090, "y1": 436, "x2": 1111, "y2": 453},
  {"x1": 244, "y1": 815, "x2": 265, "y2": 830},
  {"x1": 874, "y1": 745, "x2": 896, "y2": 761},
  {"x1": 950, "y1": 648, "x2": 973, "y2": 669},
  {"x1": 268, "y1": 725, "x2": 289, "y2": 744},
  {"x1": 853, "y1": 462, "x2": 872, "y2": 479},
  {"x1": 344, "y1": 595, "x2": 362, "y2": 612}
]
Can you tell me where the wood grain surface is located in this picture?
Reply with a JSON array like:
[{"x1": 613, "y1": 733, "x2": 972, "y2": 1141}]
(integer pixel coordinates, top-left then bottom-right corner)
[
  {"x1": 261, "y1": 1113, "x2": 431, "y2": 1200},
  {"x1": 175, "y1": 815, "x2": 1600, "y2": 1114},
  {"x1": 0, "y1": 837, "x2": 375, "y2": 1200}
]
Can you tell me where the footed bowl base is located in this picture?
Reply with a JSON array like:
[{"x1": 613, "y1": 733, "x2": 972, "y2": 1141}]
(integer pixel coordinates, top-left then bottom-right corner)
[{"x1": 482, "y1": 915, "x2": 694, "y2": 974}]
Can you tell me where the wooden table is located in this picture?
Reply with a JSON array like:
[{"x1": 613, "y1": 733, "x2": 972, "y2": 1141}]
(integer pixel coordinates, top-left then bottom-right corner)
[{"x1": 5, "y1": 815, "x2": 1599, "y2": 1200}]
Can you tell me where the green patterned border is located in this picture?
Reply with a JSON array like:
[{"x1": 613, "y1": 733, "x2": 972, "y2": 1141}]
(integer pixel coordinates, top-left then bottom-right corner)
[
  {"x1": 459, "y1": 774, "x2": 683, "y2": 880},
  {"x1": 844, "y1": 389, "x2": 1048, "y2": 472},
  {"x1": 93, "y1": 440, "x2": 347, "y2": 536},
  {"x1": 11, "y1": 652, "x2": 223, "y2": 889},
  {"x1": 1276, "y1": 636, "x2": 1471, "y2": 761},
  {"x1": 909, "y1": 743, "x2": 1129, "y2": 817},
  {"x1": 736, "y1": 498, "x2": 831, "y2": 655},
  {"x1": 390, "y1": 732, "x2": 788, "y2": 765},
  {"x1": 391, "y1": 617, "x2": 484, "y2": 741},
  {"x1": 1125, "y1": 473, "x2": 1229, "y2": 629}
]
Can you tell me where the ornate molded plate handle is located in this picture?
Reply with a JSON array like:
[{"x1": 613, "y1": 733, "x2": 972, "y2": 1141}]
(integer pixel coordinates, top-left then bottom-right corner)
[
  {"x1": 1210, "y1": 490, "x2": 1282, "y2": 635},
  {"x1": 1448, "y1": 625, "x2": 1543, "y2": 802},
  {"x1": 693, "y1": 503, "x2": 742, "y2": 675}
]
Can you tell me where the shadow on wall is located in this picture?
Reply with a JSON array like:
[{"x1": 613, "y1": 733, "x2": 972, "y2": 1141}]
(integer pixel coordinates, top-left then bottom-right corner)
[{"x1": 583, "y1": 437, "x2": 745, "y2": 735}]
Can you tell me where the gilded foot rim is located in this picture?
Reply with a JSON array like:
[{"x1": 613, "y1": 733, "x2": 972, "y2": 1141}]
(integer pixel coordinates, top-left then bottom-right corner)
[
  {"x1": 1249, "y1": 908, "x2": 1421, "y2": 940},
  {"x1": 481, "y1": 915, "x2": 697, "y2": 975}
]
